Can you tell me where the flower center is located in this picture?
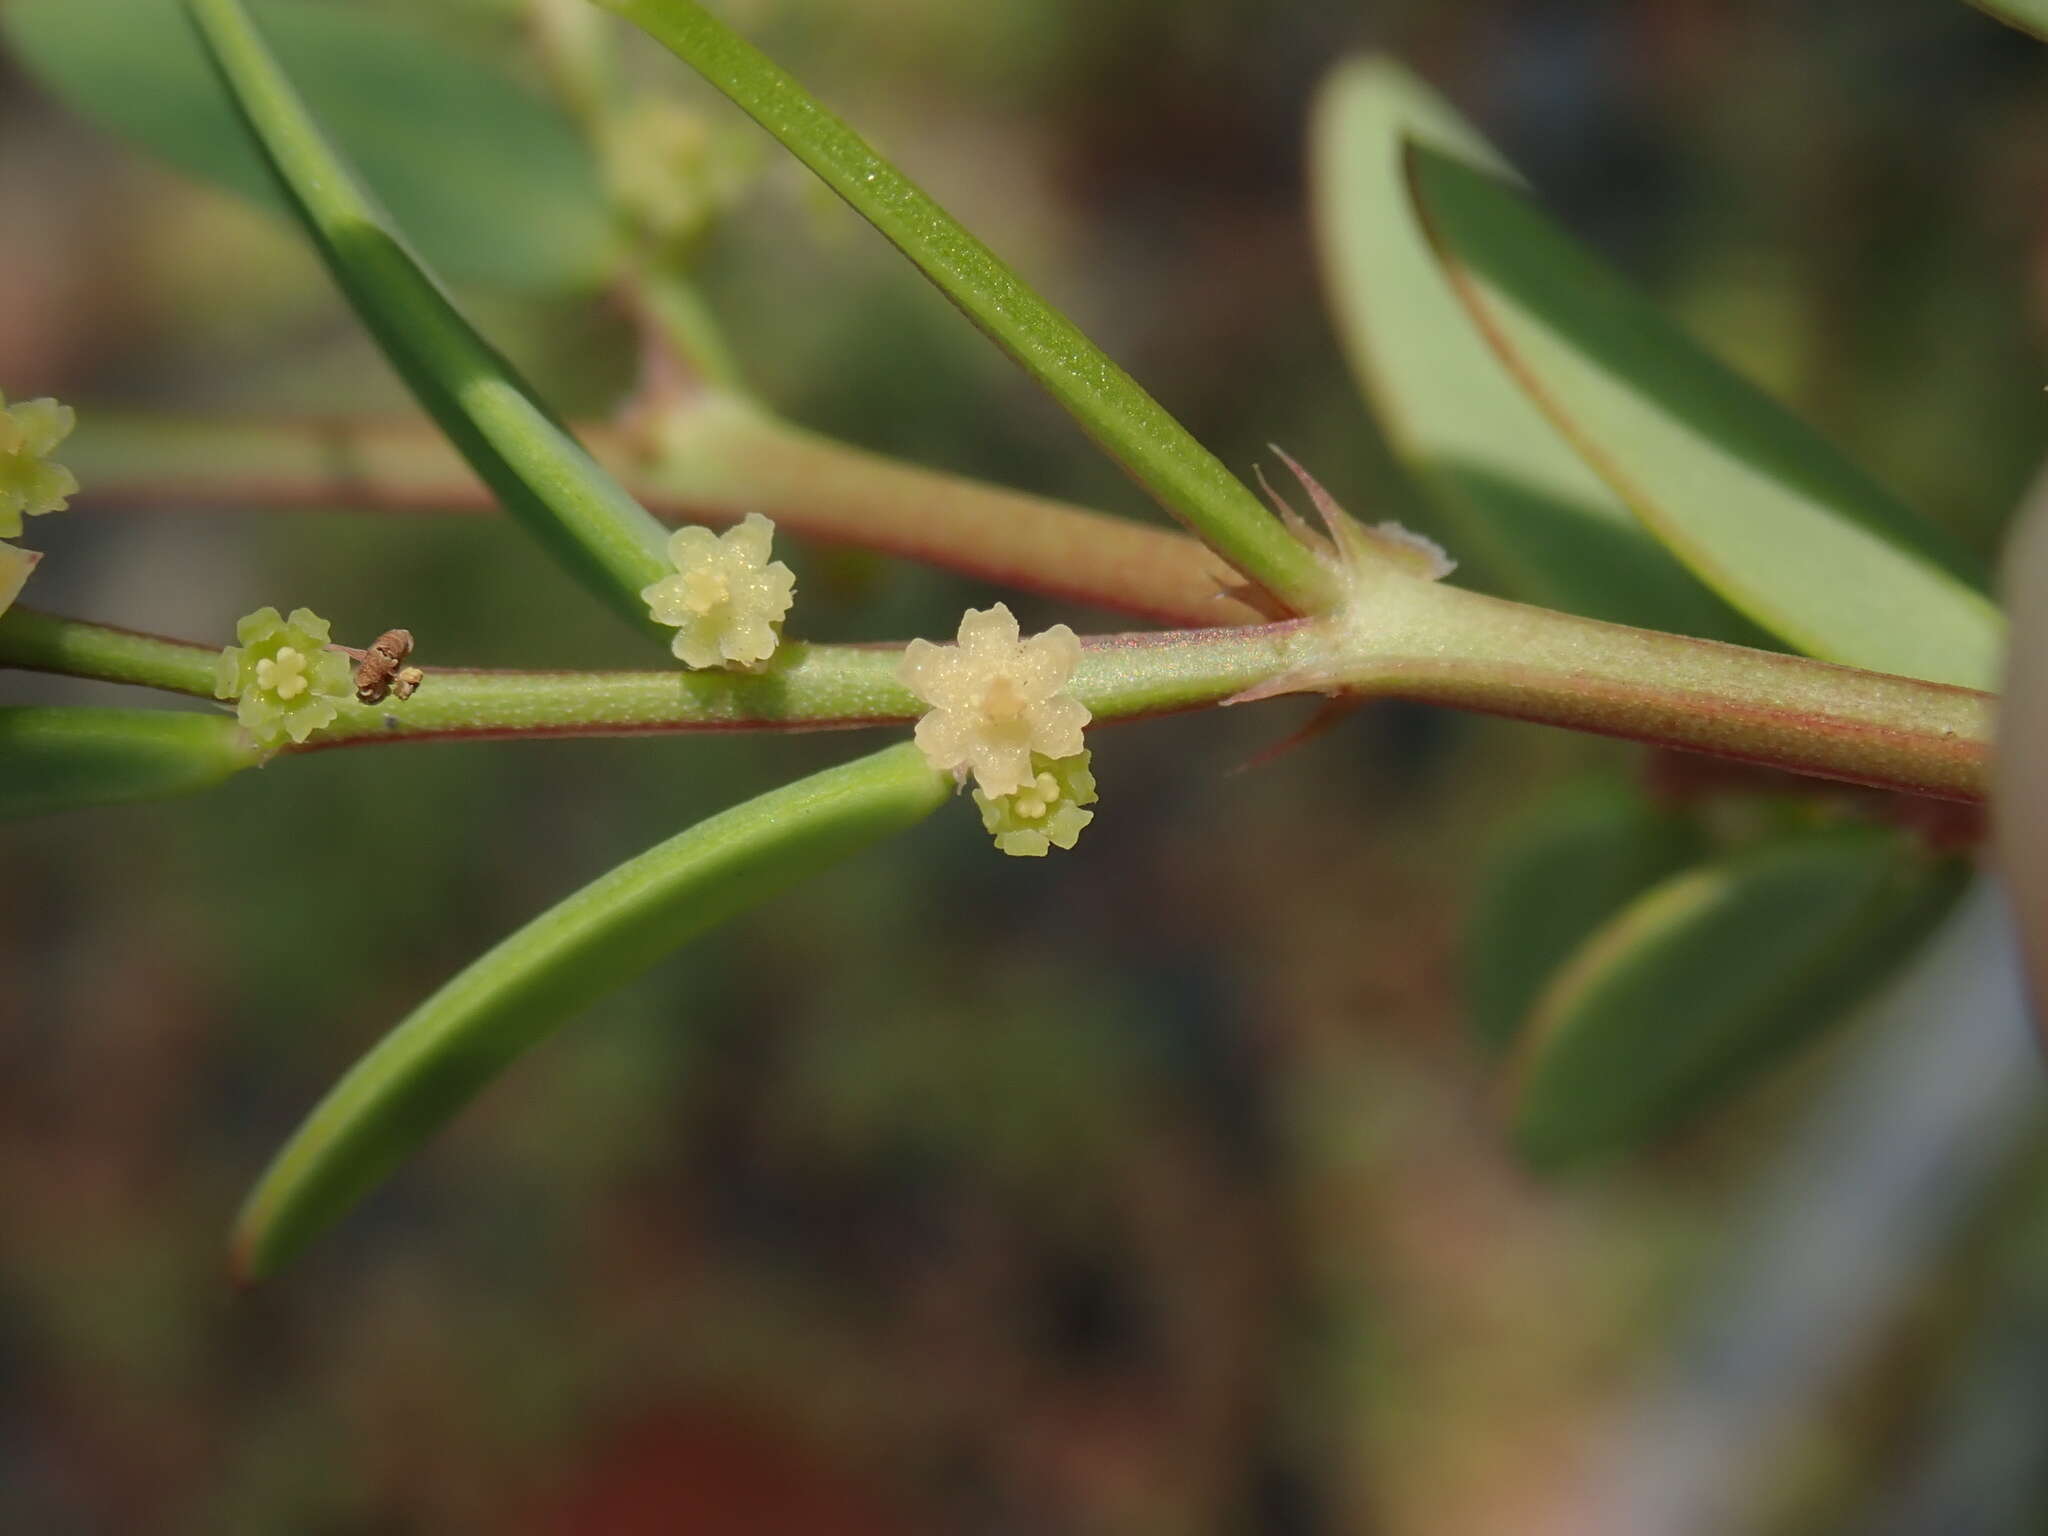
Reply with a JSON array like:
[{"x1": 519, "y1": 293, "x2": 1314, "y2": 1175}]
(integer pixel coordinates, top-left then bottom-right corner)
[
  {"x1": 678, "y1": 565, "x2": 729, "y2": 614},
  {"x1": 256, "y1": 646, "x2": 310, "y2": 701},
  {"x1": 1011, "y1": 771, "x2": 1061, "y2": 820},
  {"x1": 980, "y1": 674, "x2": 1027, "y2": 721}
]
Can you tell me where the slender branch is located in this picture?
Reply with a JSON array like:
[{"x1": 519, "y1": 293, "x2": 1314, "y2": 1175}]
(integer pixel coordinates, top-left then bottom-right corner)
[
  {"x1": 0, "y1": 606, "x2": 1317, "y2": 747},
  {"x1": 66, "y1": 404, "x2": 1263, "y2": 629},
  {"x1": 3, "y1": 585, "x2": 1990, "y2": 801},
  {"x1": 639, "y1": 395, "x2": 1260, "y2": 628},
  {"x1": 0, "y1": 607, "x2": 220, "y2": 695},
  {"x1": 1304, "y1": 574, "x2": 1992, "y2": 802}
]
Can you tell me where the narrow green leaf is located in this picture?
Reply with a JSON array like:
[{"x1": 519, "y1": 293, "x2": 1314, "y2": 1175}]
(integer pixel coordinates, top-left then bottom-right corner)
[
  {"x1": 1310, "y1": 59, "x2": 1761, "y2": 641},
  {"x1": 231, "y1": 741, "x2": 950, "y2": 1280},
  {"x1": 1408, "y1": 144, "x2": 2003, "y2": 689},
  {"x1": 1964, "y1": 0, "x2": 2048, "y2": 40},
  {"x1": 594, "y1": 0, "x2": 1331, "y2": 614},
  {"x1": 1464, "y1": 780, "x2": 1701, "y2": 1052},
  {"x1": 1509, "y1": 827, "x2": 1968, "y2": 1169},
  {"x1": 181, "y1": 0, "x2": 675, "y2": 637},
  {"x1": 0, "y1": 708, "x2": 260, "y2": 819},
  {"x1": 5, "y1": 0, "x2": 613, "y2": 292}
]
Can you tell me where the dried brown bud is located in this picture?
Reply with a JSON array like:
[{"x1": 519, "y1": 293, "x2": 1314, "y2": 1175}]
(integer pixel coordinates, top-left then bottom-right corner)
[{"x1": 354, "y1": 628, "x2": 417, "y2": 705}]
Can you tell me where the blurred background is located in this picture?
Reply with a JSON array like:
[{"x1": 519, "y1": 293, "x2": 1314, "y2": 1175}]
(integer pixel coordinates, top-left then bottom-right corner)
[{"x1": 3, "y1": 0, "x2": 2048, "y2": 1530}]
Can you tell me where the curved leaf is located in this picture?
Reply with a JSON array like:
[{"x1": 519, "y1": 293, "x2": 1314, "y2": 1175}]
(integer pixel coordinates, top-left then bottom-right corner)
[
  {"x1": 1310, "y1": 59, "x2": 1761, "y2": 642},
  {"x1": 4, "y1": 0, "x2": 613, "y2": 292},
  {"x1": 0, "y1": 708, "x2": 260, "y2": 819},
  {"x1": 231, "y1": 742, "x2": 950, "y2": 1281},
  {"x1": 1508, "y1": 826, "x2": 1968, "y2": 1169},
  {"x1": 1408, "y1": 144, "x2": 2003, "y2": 689},
  {"x1": 1464, "y1": 780, "x2": 1701, "y2": 1052},
  {"x1": 595, "y1": 0, "x2": 1332, "y2": 614},
  {"x1": 182, "y1": 0, "x2": 674, "y2": 637}
]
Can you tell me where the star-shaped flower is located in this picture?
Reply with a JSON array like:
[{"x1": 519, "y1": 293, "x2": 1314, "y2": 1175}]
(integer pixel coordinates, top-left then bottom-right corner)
[
  {"x1": 974, "y1": 751, "x2": 1097, "y2": 857},
  {"x1": 900, "y1": 603, "x2": 1090, "y2": 799},
  {"x1": 641, "y1": 513, "x2": 797, "y2": 669},
  {"x1": 0, "y1": 393, "x2": 78, "y2": 539},
  {"x1": 213, "y1": 606, "x2": 354, "y2": 748}
]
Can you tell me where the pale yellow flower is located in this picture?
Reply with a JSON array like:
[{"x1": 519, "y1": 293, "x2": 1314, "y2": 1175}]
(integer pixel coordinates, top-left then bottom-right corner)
[
  {"x1": 213, "y1": 606, "x2": 353, "y2": 747},
  {"x1": 641, "y1": 513, "x2": 797, "y2": 669},
  {"x1": 900, "y1": 603, "x2": 1089, "y2": 798},
  {"x1": 974, "y1": 751, "x2": 1097, "y2": 857},
  {"x1": 0, "y1": 393, "x2": 78, "y2": 539}
]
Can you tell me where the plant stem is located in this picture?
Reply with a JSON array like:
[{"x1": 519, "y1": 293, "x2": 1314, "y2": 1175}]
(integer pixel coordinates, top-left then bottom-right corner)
[
  {"x1": 0, "y1": 608, "x2": 220, "y2": 695},
  {"x1": 67, "y1": 408, "x2": 1262, "y2": 628},
  {"x1": 641, "y1": 394, "x2": 1259, "y2": 627},
  {"x1": 633, "y1": 267, "x2": 748, "y2": 396},
  {"x1": 4, "y1": 593, "x2": 1989, "y2": 799},
  {"x1": 0, "y1": 606, "x2": 1316, "y2": 745},
  {"x1": 1310, "y1": 576, "x2": 1991, "y2": 802}
]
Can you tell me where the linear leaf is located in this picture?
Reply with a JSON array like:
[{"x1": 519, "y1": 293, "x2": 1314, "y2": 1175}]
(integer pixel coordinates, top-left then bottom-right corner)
[
  {"x1": 595, "y1": 0, "x2": 1330, "y2": 614},
  {"x1": 182, "y1": 0, "x2": 674, "y2": 636},
  {"x1": 0, "y1": 708, "x2": 260, "y2": 819},
  {"x1": 231, "y1": 742, "x2": 949, "y2": 1280}
]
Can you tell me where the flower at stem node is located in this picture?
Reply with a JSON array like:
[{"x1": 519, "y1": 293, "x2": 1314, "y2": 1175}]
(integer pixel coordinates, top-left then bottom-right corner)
[
  {"x1": 214, "y1": 606, "x2": 353, "y2": 748},
  {"x1": 0, "y1": 392, "x2": 78, "y2": 539},
  {"x1": 641, "y1": 512, "x2": 796, "y2": 669},
  {"x1": 900, "y1": 603, "x2": 1090, "y2": 799},
  {"x1": 974, "y1": 751, "x2": 1097, "y2": 857}
]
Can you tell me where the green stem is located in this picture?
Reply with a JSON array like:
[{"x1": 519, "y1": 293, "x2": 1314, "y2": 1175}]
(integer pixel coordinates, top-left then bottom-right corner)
[
  {"x1": 5, "y1": 590, "x2": 1989, "y2": 799},
  {"x1": 633, "y1": 267, "x2": 748, "y2": 395},
  {"x1": 0, "y1": 607, "x2": 220, "y2": 695},
  {"x1": 0, "y1": 605, "x2": 1316, "y2": 743},
  {"x1": 594, "y1": 0, "x2": 1331, "y2": 613},
  {"x1": 1305, "y1": 574, "x2": 1992, "y2": 802},
  {"x1": 642, "y1": 394, "x2": 1260, "y2": 627},
  {"x1": 67, "y1": 408, "x2": 1261, "y2": 628}
]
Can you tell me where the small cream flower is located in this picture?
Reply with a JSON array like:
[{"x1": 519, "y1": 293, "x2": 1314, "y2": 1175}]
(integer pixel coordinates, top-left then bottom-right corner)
[
  {"x1": 0, "y1": 392, "x2": 78, "y2": 539},
  {"x1": 642, "y1": 513, "x2": 796, "y2": 669},
  {"x1": 214, "y1": 606, "x2": 354, "y2": 747},
  {"x1": 974, "y1": 751, "x2": 1097, "y2": 857},
  {"x1": 900, "y1": 603, "x2": 1090, "y2": 798}
]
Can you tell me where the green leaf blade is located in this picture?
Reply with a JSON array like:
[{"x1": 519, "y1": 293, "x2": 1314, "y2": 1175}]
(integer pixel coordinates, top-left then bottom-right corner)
[
  {"x1": 1311, "y1": 59, "x2": 1763, "y2": 642},
  {"x1": 6, "y1": 0, "x2": 614, "y2": 292},
  {"x1": 230, "y1": 742, "x2": 950, "y2": 1281},
  {"x1": 0, "y1": 707, "x2": 260, "y2": 819},
  {"x1": 1509, "y1": 827, "x2": 1968, "y2": 1169},
  {"x1": 1464, "y1": 780, "x2": 1702, "y2": 1052},
  {"x1": 181, "y1": 0, "x2": 674, "y2": 638},
  {"x1": 1405, "y1": 144, "x2": 2004, "y2": 689},
  {"x1": 596, "y1": 0, "x2": 1330, "y2": 614}
]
